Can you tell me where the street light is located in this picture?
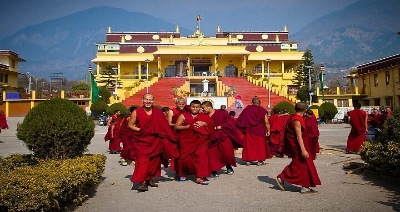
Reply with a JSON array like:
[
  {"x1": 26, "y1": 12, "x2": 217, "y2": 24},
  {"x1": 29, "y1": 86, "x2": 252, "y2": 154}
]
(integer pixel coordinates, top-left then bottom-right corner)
[
  {"x1": 145, "y1": 59, "x2": 151, "y2": 93},
  {"x1": 111, "y1": 67, "x2": 118, "y2": 102},
  {"x1": 305, "y1": 65, "x2": 313, "y2": 106},
  {"x1": 266, "y1": 59, "x2": 271, "y2": 108},
  {"x1": 26, "y1": 72, "x2": 32, "y2": 93}
]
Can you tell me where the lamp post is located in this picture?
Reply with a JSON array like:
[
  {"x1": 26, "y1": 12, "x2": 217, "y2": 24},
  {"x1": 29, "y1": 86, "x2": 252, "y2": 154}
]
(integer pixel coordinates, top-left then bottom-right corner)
[
  {"x1": 145, "y1": 59, "x2": 150, "y2": 93},
  {"x1": 266, "y1": 59, "x2": 271, "y2": 108},
  {"x1": 112, "y1": 67, "x2": 118, "y2": 102},
  {"x1": 305, "y1": 65, "x2": 313, "y2": 106},
  {"x1": 26, "y1": 72, "x2": 32, "y2": 94}
]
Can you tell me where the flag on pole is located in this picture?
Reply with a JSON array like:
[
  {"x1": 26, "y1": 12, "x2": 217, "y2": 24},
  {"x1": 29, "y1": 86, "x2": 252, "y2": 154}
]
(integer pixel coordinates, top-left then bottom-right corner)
[
  {"x1": 90, "y1": 71, "x2": 99, "y2": 103},
  {"x1": 196, "y1": 15, "x2": 201, "y2": 21}
]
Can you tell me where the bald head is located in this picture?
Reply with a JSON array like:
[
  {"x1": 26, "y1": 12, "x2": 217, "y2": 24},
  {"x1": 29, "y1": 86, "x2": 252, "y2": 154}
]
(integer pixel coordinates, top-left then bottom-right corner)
[
  {"x1": 252, "y1": 97, "x2": 261, "y2": 106},
  {"x1": 295, "y1": 102, "x2": 308, "y2": 112}
]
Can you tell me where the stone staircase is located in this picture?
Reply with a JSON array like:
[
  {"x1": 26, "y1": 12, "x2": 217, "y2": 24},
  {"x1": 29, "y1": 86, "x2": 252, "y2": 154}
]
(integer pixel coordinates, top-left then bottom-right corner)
[
  {"x1": 121, "y1": 78, "x2": 186, "y2": 108},
  {"x1": 220, "y1": 77, "x2": 294, "y2": 111}
]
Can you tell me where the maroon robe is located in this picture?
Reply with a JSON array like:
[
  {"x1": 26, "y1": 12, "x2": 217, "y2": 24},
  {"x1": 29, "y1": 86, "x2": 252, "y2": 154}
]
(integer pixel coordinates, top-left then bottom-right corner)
[
  {"x1": 104, "y1": 123, "x2": 122, "y2": 152},
  {"x1": 346, "y1": 108, "x2": 367, "y2": 152},
  {"x1": 209, "y1": 109, "x2": 242, "y2": 171},
  {"x1": 177, "y1": 112, "x2": 214, "y2": 178},
  {"x1": 237, "y1": 105, "x2": 272, "y2": 162},
  {"x1": 304, "y1": 114, "x2": 320, "y2": 160},
  {"x1": 268, "y1": 114, "x2": 280, "y2": 155},
  {"x1": 131, "y1": 107, "x2": 178, "y2": 183},
  {"x1": 0, "y1": 113, "x2": 8, "y2": 129},
  {"x1": 119, "y1": 113, "x2": 136, "y2": 160},
  {"x1": 278, "y1": 114, "x2": 321, "y2": 187}
]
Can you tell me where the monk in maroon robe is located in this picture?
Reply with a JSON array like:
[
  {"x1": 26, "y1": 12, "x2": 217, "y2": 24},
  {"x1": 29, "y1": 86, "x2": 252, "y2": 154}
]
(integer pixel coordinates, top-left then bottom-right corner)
[
  {"x1": 346, "y1": 102, "x2": 368, "y2": 153},
  {"x1": 201, "y1": 101, "x2": 242, "y2": 177},
  {"x1": 105, "y1": 110, "x2": 122, "y2": 153},
  {"x1": 119, "y1": 106, "x2": 138, "y2": 165},
  {"x1": 167, "y1": 97, "x2": 188, "y2": 172},
  {"x1": 128, "y1": 94, "x2": 178, "y2": 192},
  {"x1": 0, "y1": 111, "x2": 8, "y2": 129},
  {"x1": 276, "y1": 102, "x2": 321, "y2": 194},
  {"x1": 104, "y1": 119, "x2": 121, "y2": 153},
  {"x1": 268, "y1": 108, "x2": 281, "y2": 156},
  {"x1": 304, "y1": 110, "x2": 320, "y2": 160},
  {"x1": 237, "y1": 97, "x2": 272, "y2": 166},
  {"x1": 174, "y1": 100, "x2": 214, "y2": 185}
]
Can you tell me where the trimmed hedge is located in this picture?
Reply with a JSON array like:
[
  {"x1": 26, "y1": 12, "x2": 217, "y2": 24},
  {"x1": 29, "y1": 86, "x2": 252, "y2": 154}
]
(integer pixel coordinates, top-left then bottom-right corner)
[
  {"x1": 0, "y1": 154, "x2": 106, "y2": 211},
  {"x1": 309, "y1": 105, "x2": 324, "y2": 118},
  {"x1": 17, "y1": 98, "x2": 95, "y2": 160},
  {"x1": 90, "y1": 100, "x2": 108, "y2": 117},
  {"x1": 320, "y1": 102, "x2": 338, "y2": 121},
  {"x1": 272, "y1": 101, "x2": 295, "y2": 114}
]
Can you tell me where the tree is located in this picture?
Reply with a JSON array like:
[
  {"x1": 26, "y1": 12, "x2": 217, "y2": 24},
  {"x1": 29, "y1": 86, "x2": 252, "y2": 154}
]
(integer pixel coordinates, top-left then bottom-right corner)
[
  {"x1": 71, "y1": 82, "x2": 90, "y2": 92},
  {"x1": 90, "y1": 100, "x2": 108, "y2": 117},
  {"x1": 272, "y1": 101, "x2": 295, "y2": 114},
  {"x1": 98, "y1": 86, "x2": 111, "y2": 104},
  {"x1": 296, "y1": 86, "x2": 309, "y2": 102},
  {"x1": 96, "y1": 65, "x2": 123, "y2": 88}
]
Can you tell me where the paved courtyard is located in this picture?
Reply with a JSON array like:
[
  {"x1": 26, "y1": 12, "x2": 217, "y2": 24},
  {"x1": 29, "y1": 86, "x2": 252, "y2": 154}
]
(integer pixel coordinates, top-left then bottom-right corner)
[{"x1": 0, "y1": 118, "x2": 399, "y2": 212}]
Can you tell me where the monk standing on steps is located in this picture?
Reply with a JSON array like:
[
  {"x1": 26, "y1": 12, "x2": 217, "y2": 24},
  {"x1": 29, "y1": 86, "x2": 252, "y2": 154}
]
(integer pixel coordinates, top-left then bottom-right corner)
[
  {"x1": 174, "y1": 100, "x2": 214, "y2": 185},
  {"x1": 201, "y1": 101, "x2": 242, "y2": 177},
  {"x1": 346, "y1": 102, "x2": 368, "y2": 154},
  {"x1": 276, "y1": 102, "x2": 321, "y2": 194},
  {"x1": 128, "y1": 93, "x2": 178, "y2": 192},
  {"x1": 237, "y1": 96, "x2": 272, "y2": 166}
]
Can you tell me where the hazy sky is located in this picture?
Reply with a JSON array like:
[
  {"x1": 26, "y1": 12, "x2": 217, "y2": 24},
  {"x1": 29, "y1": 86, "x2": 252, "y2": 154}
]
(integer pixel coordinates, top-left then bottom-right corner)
[{"x1": 0, "y1": 0, "x2": 359, "y2": 39}]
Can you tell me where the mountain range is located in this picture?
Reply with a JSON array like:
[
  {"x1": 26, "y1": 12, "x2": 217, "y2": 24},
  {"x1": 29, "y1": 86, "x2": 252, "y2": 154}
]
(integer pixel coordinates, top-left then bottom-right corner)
[{"x1": 1, "y1": 0, "x2": 400, "y2": 80}]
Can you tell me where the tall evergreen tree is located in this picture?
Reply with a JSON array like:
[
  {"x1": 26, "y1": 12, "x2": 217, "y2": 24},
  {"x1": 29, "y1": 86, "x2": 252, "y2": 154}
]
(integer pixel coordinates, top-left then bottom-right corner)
[{"x1": 293, "y1": 49, "x2": 316, "y2": 86}]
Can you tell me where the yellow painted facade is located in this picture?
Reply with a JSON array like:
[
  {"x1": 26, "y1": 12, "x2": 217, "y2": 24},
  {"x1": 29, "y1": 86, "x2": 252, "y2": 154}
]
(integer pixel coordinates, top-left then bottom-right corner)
[
  {"x1": 91, "y1": 26, "x2": 304, "y2": 103},
  {"x1": 314, "y1": 53, "x2": 400, "y2": 108},
  {"x1": 0, "y1": 50, "x2": 25, "y2": 92}
]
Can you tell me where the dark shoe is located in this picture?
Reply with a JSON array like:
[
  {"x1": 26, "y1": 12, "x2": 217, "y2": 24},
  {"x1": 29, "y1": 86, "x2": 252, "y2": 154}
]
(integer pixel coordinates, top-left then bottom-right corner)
[
  {"x1": 146, "y1": 180, "x2": 158, "y2": 187},
  {"x1": 275, "y1": 153, "x2": 284, "y2": 158},
  {"x1": 227, "y1": 168, "x2": 234, "y2": 175},
  {"x1": 256, "y1": 161, "x2": 266, "y2": 166},
  {"x1": 245, "y1": 162, "x2": 251, "y2": 166},
  {"x1": 276, "y1": 177, "x2": 285, "y2": 191},
  {"x1": 137, "y1": 182, "x2": 149, "y2": 192},
  {"x1": 211, "y1": 171, "x2": 220, "y2": 177}
]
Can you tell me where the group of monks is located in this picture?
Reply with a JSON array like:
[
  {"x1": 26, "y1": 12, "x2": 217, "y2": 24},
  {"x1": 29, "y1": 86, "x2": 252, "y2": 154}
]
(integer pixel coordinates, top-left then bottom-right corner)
[
  {"x1": 345, "y1": 103, "x2": 393, "y2": 153},
  {"x1": 104, "y1": 94, "x2": 322, "y2": 194}
]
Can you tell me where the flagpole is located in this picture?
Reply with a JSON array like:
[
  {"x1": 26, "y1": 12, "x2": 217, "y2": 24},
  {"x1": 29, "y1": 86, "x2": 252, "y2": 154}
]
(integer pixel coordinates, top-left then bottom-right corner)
[{"x1": 88, "y1": 65, "x2": 93, "y2": 107}]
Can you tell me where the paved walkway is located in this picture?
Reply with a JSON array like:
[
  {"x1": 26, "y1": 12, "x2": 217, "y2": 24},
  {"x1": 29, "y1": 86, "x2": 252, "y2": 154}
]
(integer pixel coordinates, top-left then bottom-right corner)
[{"x1": 0, "y1": 118, "x2": 399, "y2": 212}]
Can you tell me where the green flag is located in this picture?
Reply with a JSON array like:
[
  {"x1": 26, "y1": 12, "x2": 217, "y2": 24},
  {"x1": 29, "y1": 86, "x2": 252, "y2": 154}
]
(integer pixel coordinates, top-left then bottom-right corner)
[
  {"x1": 319, "y1": 71, "x2": 324, "y2": 101},
  {"x1": 90, "y1": 72, "x2": 99, "y2": 103}
]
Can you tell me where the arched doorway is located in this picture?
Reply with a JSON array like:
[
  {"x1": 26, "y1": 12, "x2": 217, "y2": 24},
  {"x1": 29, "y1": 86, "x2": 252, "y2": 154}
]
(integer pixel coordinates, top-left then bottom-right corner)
[{"x1": 225, "y1": 64, "x2": 238, "y2": 77}]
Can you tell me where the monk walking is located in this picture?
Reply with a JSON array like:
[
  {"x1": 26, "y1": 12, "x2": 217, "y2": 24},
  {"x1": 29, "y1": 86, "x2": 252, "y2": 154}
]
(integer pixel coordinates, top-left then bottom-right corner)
[
  {"x1": 346, "y1": 102, "x2": 368, "y2": 153},
  {"x1": 174, "y1": 100, "x2": 214, "y2": 185},
  {"x1": 128, "y1": 94, "x2": 178, "y2": 192},
  {"x1": 119, "y1": 106, "x2": 138, "y2": 165},
  {"x1": 237, "y1": 96, "x2": 272, "y2": 166},
  {"x1": 201, "y1": 101, "x2": 242, "y2": 177},
  {"x1": 276, "y1": 102, "x2": 321, "y2": 194},
  {"x1": 304, "y1": 109, "x2": 320, "y2": 160}
]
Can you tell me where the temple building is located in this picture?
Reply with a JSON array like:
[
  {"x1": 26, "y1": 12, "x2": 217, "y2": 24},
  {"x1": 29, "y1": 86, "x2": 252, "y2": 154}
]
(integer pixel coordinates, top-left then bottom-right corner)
[{"x1": 91, "y1": 25, "x2": 304, "y2": 108}]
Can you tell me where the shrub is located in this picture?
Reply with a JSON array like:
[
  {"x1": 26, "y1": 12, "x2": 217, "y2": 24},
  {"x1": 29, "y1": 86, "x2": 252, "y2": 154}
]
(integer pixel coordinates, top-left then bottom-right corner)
[
  {"x1": 320, "y1": 102, "x2": 338, "y2": 121},
  {"x1": 106, "y1": 103, "x2": 128, "y2": 117},
  {"x1": 16, "y1": 98, "x2": 95, "y2": 160},
  {"x1": 272, "y1": 101, "x2": 295, "y2": 114},
  {"x1": 360, "y1": 107, "x2": 400, "y2": 176},
  {"x1": 309, "y1": 105, "x2": 324, "y2": 119},
  {"x1": 90, "y1": 100, "x2": 108, "y2": 117},
  {"x1": 0, "y1": 154, "x2": 106, "y2": 211}
]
